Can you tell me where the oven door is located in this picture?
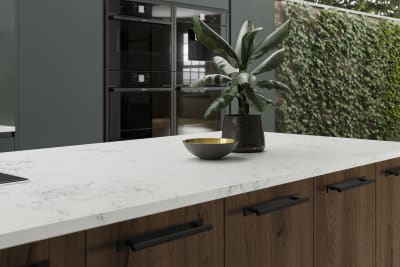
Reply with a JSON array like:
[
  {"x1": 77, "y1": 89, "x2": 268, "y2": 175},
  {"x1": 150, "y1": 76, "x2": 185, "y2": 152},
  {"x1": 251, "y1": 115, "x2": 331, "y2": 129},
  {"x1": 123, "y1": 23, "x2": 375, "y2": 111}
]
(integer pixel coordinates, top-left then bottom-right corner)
[
  {"x1": 108, "y1": 16, "x2": 172, "y2": 88},
  {"x1": 109, "y1": 88, "x2": 171, "y2": 141},
  {"x1": 176, "y1": 87, "x2": 224, "y2": 135}
]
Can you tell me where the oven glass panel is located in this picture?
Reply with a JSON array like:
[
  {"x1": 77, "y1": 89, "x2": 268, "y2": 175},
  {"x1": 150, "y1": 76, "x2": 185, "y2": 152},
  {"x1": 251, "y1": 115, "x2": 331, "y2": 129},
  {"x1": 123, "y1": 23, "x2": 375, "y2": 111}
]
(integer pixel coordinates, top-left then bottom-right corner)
[
  {"x1": 177, "y1": 88, "x2": 223, "y2": 135},
  {"x1": 109, "y1": 91, "x2": 171, "y2": 140},
  {"x1": 108, "y1": 0, "x2": 172, "y2": 21},
  {"x1": 108, "y1": 20, "x2": 171, "y2": 72}
]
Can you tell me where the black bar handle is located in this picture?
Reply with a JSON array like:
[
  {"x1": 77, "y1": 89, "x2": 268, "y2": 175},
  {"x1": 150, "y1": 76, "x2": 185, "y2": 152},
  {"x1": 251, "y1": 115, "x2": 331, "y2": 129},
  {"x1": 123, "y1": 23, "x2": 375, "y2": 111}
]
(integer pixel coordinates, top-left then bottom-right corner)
[
  {"x1": 243, "y1": 194, "x2": 309, "y2": 216},
  {"x1": 327, "y1": 177, "x2": 375, "y2": 193},
  {"x1": 384, "y1": 167, "x2": 400, "y2": 176},
  {"x1": 118, "y1": 219, "x2": 212, "y2": 252}
]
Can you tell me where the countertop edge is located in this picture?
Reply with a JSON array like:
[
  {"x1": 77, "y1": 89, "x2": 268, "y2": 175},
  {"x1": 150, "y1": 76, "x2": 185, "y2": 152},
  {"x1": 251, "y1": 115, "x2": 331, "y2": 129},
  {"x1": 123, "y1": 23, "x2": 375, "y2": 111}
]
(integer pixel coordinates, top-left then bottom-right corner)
[{"x1": 0, "y1": 150, "x2": 395, "y2": 250}]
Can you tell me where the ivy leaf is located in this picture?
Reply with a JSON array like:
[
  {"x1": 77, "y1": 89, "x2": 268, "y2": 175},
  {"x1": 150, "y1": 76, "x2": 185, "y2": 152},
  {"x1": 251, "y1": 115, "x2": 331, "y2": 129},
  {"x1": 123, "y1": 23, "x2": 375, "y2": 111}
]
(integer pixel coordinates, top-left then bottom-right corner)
[{"x1": 191, "y1": 74, "x2": 232, "y2": 87}]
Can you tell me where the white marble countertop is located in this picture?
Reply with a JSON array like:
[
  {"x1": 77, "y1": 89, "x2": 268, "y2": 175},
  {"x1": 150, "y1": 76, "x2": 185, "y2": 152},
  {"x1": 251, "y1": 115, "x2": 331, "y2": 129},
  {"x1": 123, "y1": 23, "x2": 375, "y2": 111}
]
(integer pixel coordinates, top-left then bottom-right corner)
[
  {"x1": 0, "y1": 132, "x2": 400, "y2": 250},
  {"x1": 0, "y1": 125, "x2": 15, "y2": 137}
]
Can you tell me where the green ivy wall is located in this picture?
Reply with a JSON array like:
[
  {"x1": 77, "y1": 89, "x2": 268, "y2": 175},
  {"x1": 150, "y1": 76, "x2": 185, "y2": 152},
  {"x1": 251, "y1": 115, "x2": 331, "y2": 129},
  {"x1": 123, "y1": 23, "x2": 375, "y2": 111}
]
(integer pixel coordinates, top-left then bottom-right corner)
[{"x1": 276, "y1": 3, "x2": 400, "y2": 140}]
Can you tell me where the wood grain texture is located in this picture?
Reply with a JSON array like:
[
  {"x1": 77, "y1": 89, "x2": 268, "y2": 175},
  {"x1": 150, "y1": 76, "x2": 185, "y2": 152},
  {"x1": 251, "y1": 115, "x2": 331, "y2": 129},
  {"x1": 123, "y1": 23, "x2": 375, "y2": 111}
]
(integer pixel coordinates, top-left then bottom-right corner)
[
  {"x1": 0, "y1": 232, "x2": 85, "y2": 267},
  {"x1": 314, "y1": 164, "x2": 376, "y2": 267},
  {"x1": 86, "y1": 200, "x2": 224, "y2": 267},
  {"x1": 225, "y1": 179, "x2": 314, "y2": 267},
  {"x1": 376, "y1": 158, "x2": 400, "y2": 267}
]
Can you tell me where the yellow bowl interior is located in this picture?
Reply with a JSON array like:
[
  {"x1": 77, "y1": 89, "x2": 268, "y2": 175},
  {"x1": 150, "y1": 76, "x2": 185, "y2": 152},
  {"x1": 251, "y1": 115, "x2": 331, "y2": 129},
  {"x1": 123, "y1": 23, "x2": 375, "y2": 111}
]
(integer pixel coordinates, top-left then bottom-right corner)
[{"x1": 183, "y1": 138, "x2": 236, "y2": 145}]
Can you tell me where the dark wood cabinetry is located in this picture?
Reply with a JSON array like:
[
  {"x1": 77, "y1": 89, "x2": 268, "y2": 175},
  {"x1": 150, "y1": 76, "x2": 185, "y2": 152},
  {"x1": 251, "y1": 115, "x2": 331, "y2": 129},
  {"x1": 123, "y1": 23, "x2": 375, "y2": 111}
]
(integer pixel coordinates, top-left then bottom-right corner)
[
  {"x1": 314, "y1": 165, "x2": 376, "y2": 267},
  {"x1": 2, "y1": 161, "x2": 400, "y2": 267},
  {"x1": 225, "y1": 179, "x2": 314, "y2": 267},
  {"x1": 376, "y1": 159, "x2": 400, "y2": 267},
  {"x1": 86, "y1": 200, "x2": 224, "y2": 267},
  {"x1": 0, "y1": 233, "x2": 85, "y2": 267}
]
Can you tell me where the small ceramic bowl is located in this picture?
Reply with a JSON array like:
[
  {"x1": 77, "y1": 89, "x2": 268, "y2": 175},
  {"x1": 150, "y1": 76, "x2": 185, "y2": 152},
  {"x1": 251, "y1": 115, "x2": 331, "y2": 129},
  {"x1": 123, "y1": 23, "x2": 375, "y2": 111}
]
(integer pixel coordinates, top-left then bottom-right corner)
[{"x1": 183, "y1": 138, "x2": 238, "y2": 160}]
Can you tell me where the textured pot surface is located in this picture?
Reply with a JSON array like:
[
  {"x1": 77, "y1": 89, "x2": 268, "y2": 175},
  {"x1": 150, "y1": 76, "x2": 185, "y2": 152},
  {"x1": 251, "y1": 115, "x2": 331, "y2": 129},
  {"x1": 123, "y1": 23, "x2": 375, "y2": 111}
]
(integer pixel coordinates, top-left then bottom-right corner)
[{"x1": 222, "y1": 115, "x2": 265, "y2": 153}]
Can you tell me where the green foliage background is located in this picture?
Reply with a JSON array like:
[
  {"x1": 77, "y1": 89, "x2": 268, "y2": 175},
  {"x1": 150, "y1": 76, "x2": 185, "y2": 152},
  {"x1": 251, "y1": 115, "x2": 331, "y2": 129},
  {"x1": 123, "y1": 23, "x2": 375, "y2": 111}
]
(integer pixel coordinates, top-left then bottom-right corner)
[
  {"x1": 309, "y1": 0, "x2": 400, "y2": 18},
  {"x1": 276, "y1": 3, "x2": 400, "y2": 140}
]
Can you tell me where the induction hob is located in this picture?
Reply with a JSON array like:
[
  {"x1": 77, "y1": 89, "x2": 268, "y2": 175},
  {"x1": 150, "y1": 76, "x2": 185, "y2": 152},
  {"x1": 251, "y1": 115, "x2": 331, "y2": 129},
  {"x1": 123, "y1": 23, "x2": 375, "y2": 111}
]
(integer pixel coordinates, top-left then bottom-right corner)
[{"x1": 0, "y1": 172, "x2": 28, "y2": 185}]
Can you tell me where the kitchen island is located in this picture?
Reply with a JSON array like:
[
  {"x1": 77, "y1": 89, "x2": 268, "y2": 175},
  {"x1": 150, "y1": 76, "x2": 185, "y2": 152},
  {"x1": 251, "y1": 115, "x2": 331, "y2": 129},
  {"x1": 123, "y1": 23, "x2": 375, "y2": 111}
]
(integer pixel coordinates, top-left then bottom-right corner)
[{"x1": 0, "y1": 132, "x2": 399, "y2": 267}]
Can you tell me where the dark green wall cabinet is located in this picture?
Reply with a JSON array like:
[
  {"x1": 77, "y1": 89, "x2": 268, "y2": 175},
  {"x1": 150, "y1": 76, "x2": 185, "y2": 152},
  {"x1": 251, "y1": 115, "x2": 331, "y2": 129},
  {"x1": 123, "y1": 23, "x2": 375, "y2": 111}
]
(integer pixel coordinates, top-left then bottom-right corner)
[
  {"x1": 0, "y1": 138, "x2": 14, "y2": 152},
  {"x1": 17, "y1": 0, "x2": 104, "y2": 149}
]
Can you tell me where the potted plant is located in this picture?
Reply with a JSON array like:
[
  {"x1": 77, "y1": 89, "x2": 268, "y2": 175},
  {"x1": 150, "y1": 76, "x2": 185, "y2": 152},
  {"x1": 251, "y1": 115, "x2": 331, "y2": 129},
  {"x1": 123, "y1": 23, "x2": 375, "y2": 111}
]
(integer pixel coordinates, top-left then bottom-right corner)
[{"x1": 191, "y1": 17, "x2": 291, "y2": 152}]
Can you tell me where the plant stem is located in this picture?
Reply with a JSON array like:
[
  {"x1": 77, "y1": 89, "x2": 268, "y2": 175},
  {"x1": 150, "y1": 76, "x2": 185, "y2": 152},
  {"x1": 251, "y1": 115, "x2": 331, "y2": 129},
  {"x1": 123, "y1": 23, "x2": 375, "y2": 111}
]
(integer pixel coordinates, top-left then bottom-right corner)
[{"x1": 238, "y1": 85, "x2": 250, "y2": 116}]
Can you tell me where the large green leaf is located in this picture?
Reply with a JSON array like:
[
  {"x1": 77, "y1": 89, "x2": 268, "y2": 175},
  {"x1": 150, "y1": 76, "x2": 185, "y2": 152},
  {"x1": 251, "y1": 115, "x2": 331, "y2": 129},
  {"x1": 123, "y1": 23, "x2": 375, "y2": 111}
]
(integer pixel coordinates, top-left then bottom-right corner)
[
  {"x1": 236, "y1": 72, "x2": 257, "y2": 87},
  {"x1": 244, "y1": 88, "x2": 267, "y2": 112},
  {"x1": 190, "y1": 74, "x2": 231, "y2": 87},
  {"x1": 241, "y1": 27, "x2": 263, "y2": 68},
  {"x1": 252, "y1": 18, "x2": 291, "y2": 61},
  {"x1": 257, "y1": 80, "x2": 291, "y2": 92},
  {"x1": 193, "y1": 16, "x2": 240, "y2": 68},
  {"x1": 254, "y1": 89, "x2": 274, "y2": 105},
  {"x1": 235, "y1": 21, "x2": 255, "y2": 58},
  {"x1": 252, "y1": 48, "x2": 286, "y2": 75},
  {"x1": 204, "y1": 86, "x2": 237, "y2": 118},
  {"x1": 213, "y1": 56, "x2": 239, "y2": 75}
]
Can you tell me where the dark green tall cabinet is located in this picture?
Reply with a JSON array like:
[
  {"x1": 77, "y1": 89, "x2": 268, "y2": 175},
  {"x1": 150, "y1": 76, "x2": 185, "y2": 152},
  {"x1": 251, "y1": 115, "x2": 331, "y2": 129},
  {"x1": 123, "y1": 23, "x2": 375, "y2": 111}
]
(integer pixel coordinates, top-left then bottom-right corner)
[
  {"x1": 16, "y1": 0, "x2": 104, "y2": 149},
  {"x1": 0, "y1": 0, "x2": 16, "y2": 127},
  {"x1": 230, "y1": 0, "x2": 276, "y2": 132}
]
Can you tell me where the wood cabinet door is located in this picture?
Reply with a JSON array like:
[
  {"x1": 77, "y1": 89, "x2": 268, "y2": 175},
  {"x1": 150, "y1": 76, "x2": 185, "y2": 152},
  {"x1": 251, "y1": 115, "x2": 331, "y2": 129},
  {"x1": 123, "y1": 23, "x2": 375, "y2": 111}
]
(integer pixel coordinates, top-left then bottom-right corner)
[
  {"x1": 86, "y1": 200, "x2": 224, "y2": 267},
  {"x1": 0, "y1": 232, "x2": 85, "y2": 267},
  {"x1": 225, "y1": 179, "x2": 313, "y2": 267},
  {"x1": 376, "y1": 158, "x2": 400, "y2": 267},
  {"x1": 314, "y1": 164, "x2": 376, "y2": 267}
]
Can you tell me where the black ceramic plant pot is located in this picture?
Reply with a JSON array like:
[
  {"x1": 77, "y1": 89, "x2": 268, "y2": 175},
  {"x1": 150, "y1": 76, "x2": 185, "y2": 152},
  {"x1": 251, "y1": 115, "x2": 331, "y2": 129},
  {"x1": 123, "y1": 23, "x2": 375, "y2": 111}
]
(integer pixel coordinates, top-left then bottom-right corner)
[{"x1": 222, "y1": 115, "x2": 265, "y2": 153}]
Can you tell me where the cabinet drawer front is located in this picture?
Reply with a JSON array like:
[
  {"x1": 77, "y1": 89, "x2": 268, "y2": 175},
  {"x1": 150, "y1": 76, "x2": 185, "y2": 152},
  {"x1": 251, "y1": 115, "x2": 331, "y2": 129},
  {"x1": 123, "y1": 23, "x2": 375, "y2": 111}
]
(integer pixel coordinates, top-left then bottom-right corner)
[
  {"x1": 0, "y1": 233, "x2": 85, "y2": 267},
  {"x1": 376, "y1": 158, "x2": 400, "y2": 267},
  {"x1": 314, "y1": 164, "x2": 376, "y2": 267},
  {"x1": 86, "y1": 200, "x2": 223, "y2": 267},
  {"x1": 225, "y1": 179, "x2": 313, "y2": 267}
]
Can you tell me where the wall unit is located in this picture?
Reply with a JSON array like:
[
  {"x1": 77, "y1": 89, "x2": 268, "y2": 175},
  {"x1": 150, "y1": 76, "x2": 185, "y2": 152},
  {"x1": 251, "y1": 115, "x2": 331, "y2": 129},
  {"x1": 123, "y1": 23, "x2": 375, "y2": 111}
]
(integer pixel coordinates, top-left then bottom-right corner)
[
  {"x1": 16, "y1": 0, "x2": 104, "y2": 150},
  {"x1": 0, "y1": 137, "x2": 14, "y2": 152},
  {"x1": 0, "y1": 0, "x2": 16, "y2": 127},
  {"x1": 1, "y1": 161, "x2": 400, "y2": 266}
]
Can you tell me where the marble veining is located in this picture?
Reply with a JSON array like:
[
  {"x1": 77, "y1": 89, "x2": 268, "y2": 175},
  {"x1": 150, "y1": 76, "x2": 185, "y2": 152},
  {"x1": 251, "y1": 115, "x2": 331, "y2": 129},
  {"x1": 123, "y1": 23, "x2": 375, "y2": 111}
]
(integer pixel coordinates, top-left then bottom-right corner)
[{"x1": 0, "y1": 132, "x2": 400, "y2": 250}]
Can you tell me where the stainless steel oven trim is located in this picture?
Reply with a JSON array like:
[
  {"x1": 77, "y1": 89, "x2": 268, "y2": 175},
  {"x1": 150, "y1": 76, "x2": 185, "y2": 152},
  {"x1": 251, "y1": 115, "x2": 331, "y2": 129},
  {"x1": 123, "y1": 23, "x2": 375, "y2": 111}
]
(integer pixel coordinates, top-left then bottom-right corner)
[{"x1": 110, "y1": 88, "x2": 173, "y2": 93}]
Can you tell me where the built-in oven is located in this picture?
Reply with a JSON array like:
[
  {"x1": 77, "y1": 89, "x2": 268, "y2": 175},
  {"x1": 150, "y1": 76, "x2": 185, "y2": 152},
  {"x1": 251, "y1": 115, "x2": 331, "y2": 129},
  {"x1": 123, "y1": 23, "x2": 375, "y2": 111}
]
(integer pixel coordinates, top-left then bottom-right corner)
[
  {"x1": 175, "y1": 6, "x2": 228, "y2": 134},
  {"x1": 109, "y1": 88, "x2": 171, "y2": 140},
  {"x1": 107, "y1": 0, "x2": 173, "y2": 140}
]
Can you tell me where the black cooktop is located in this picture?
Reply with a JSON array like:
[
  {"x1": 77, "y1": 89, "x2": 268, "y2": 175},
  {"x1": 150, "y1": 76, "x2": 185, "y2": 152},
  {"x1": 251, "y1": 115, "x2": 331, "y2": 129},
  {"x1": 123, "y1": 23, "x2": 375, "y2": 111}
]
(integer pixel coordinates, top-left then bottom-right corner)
[{"x1": 0, "y1": 172, "x2": 28, "y2": 184}]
